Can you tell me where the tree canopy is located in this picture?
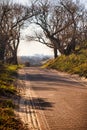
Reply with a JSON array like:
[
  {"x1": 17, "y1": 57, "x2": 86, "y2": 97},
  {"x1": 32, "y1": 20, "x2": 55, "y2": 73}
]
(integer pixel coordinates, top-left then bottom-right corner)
[{"x1": 27, "y1": 0, "x2": 87, "y2": 58}]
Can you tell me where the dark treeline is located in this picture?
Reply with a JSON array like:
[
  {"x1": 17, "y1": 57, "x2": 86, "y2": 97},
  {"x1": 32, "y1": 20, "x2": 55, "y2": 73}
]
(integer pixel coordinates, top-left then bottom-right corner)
[{"x1": 0, "y1": 0, "x2": 87, "y2": 64}]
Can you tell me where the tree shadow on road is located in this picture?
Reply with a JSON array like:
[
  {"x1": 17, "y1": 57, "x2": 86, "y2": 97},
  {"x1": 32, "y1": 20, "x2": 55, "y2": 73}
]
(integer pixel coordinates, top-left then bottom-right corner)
[
  {"x1": 16, "y1": 96, "x2": 54, "y2": 114},
  {"x1": 18, "y1": 72, "x2": 84, "y2": 87}
]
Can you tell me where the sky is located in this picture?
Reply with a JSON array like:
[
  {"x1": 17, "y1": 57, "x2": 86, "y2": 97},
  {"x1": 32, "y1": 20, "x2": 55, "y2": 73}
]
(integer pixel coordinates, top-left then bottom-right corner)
[
  {"x1": 12, "y1": 0, "x2": 29, "y2": 5},
  {"x1": 13, "y1": 0, "x2": 87, "y2": 6},
  {"x1": 17, "y1": 40, "x2": 54, "y2": 56}
]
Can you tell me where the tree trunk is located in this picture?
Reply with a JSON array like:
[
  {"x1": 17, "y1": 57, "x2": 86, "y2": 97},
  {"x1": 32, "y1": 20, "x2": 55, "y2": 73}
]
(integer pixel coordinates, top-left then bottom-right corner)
[
  {"x1": 54, "y1": 48, "x2": 58, "y2": 58},
  {"x1": 65, "y1": 38, "x2": 76, "y2": 55},
  {"x1": 12, "y1": 51, "x2": 18, "y2": 65},
  {"x1": 0, "y1": 45, "x2": 5, "y2": 62},
  {"x1": 13, "y1": 54, "x2": 18, "y2": 65},
  {"x1": 6, "y1": 51, "x2": 18, "y2": 65}
]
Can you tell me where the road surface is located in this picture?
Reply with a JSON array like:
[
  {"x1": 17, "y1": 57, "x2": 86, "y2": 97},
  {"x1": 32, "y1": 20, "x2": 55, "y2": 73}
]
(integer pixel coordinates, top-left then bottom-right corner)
[{"x1": 16, "y1": 67, "x2": 87, "y2": 130}]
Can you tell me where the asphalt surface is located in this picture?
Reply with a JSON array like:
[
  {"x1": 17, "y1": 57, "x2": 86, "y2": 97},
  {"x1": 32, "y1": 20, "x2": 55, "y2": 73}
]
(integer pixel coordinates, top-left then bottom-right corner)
[{"x1": 17, "y1": 67, "x2": 87, "y2": 130}]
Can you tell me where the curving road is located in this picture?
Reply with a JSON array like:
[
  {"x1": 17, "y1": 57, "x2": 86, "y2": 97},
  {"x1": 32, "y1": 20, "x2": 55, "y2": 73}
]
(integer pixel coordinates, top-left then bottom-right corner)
[{"x1": 17, "y1": 67, "x2": 87, "y2": 130}]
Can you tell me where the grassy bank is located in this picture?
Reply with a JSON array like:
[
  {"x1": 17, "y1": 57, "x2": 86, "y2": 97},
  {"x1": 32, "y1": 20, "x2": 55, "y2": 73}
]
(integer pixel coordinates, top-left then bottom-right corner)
[
  {"x1": 43, "y1": 49, "x2": 87, "y2": 78},
  {"x1": 0, "y1": 63, "x2": 28, "y2": 130}
]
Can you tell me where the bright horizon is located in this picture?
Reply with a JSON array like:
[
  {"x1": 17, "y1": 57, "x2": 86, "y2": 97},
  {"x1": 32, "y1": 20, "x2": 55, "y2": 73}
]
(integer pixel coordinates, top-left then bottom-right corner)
[{"x1": 18, "y1": 40, "x2": 54, "y2": 56}]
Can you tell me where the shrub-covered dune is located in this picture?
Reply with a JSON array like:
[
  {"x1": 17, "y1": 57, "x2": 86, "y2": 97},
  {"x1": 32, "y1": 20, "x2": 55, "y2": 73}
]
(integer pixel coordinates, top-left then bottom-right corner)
[{"x1": 43, "y1": 49, "x2": 87, "y2": 78}]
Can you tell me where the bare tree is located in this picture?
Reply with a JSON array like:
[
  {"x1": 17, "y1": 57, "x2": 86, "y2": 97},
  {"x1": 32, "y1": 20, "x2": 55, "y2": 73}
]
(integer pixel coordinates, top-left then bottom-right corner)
[
  {"x1": 27, "y1": 0, "x2": 87, "y2": 57},
  {"x1": 60, "y1": 0, "x2": 83, "y2": 54},
  {"x1": 0, "y1": 1, "x2": 40, "y2": 64},
  {"x1": 76, "y1": 9, "x2": 87, "y2": 50},
  {"x1": 27, "y1": 0, "x2": 74, "y2": 58}
]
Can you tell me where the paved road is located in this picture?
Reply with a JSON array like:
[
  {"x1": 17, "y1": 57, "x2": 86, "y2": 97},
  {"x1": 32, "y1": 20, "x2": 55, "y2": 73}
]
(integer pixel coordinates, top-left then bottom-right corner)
[{"x1": 17, "y1": 67, "x2": 87, "y2": 130}]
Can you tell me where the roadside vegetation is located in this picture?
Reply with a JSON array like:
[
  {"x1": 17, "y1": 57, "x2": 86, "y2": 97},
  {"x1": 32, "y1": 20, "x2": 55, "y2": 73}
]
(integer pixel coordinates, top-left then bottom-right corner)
[
  {"x1": 0, "y1": 63, "x2": 28, "y2": 130},
  {"x1": 43, "y1": 46, "x2": 87, "y2": 78}
]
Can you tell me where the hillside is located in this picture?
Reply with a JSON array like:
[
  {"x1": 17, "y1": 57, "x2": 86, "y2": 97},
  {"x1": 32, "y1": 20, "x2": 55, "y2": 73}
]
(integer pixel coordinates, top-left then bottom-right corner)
[{"x1": 43, "y1": 49, "x2": 87, "y2": 78}]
